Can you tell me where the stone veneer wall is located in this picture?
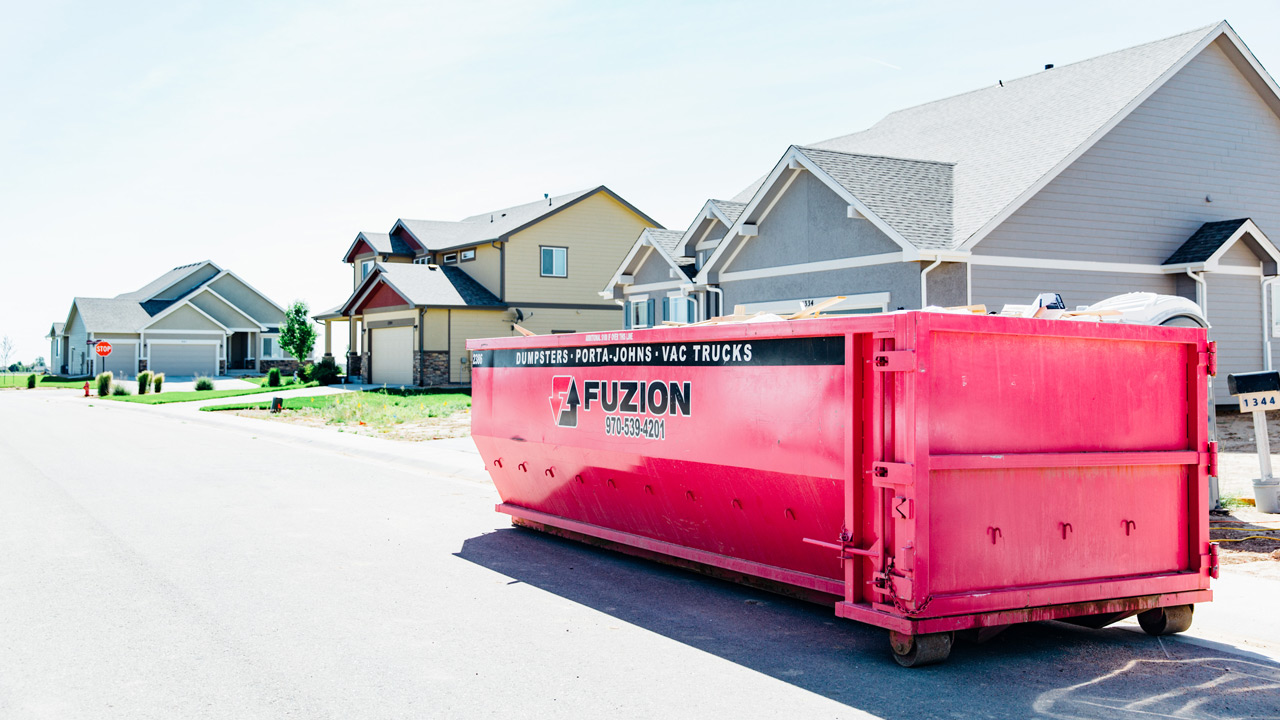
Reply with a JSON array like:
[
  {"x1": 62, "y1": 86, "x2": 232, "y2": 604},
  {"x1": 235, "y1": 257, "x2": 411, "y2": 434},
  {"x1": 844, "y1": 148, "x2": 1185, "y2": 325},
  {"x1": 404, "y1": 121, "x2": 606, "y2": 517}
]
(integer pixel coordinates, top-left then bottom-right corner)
[
  {"x1": 346, "y1": 353, "x2": 362, "y2": 379},
  {"x1": 361, "y1": 351, "x2": 372, "y2": 384},
  {"x1": 414, "y1": 351, "x2": 449, "y2": 386},
  {"x1": 138, "y1": 359, "x2": 148, "y2": 372},
  {"x1": 259, "y1": 359, "x2": 300, "y2": 374},
  {"x1": 219, "y1": 360, "x2": 227, "y2": 376}
]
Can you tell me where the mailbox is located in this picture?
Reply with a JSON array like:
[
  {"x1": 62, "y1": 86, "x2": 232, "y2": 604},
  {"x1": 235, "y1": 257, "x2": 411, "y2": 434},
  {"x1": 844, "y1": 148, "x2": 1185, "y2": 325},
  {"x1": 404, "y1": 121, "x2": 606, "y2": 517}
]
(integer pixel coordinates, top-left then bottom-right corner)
[{"x1": 1228, "y1": 370, "x2": 1280, "y2": 411}]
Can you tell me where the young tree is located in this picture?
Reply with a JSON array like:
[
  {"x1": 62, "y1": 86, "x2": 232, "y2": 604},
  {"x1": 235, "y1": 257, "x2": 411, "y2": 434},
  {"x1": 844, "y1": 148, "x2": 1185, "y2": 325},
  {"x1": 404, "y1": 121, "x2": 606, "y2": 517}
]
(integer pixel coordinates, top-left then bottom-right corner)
[
  {"x1": 0, "y1": 336, "x2": 12, "y2": 370},
  {"x1": 279, "y1": 301, "x2": 317, "y2": 364}
]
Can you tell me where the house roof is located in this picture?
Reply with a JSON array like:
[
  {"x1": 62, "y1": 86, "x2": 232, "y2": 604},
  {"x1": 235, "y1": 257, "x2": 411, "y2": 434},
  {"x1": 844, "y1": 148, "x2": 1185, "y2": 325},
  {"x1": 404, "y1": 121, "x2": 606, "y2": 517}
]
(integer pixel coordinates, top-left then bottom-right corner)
[
  {"x1": 346, "y1": 263, "x2": 504, "y2": 314},
  {"x1": 1164, "y1": 219, "x2": 1253, "y2": 264},
  {"x1": 71, "y1": 298, "x2": 157, "y2": 333},
  {"x1": 49, "y1": 322, "x2": 64, "y2": 338},
  {"x1": 797, "y1": 147, "x2": 954, "y2": 249},
  {"x1": 344, "y1": 231, "x2": 416, "y2": 262},
  {"x1": 394, "y1": 186, "x2": 661, "y2": 253},
  {"x1": 732, "y1": 24, "x2": 1223, "y2": 249},
  {"x1": 709, "y1": 200, "x2": 747, "y2": 226},
  {"x1": 644, "y1": 229, "x2": 688, "y2": 258},
  {"x1": 115, "y1": 261, "x2": 214, "y2": 301}
]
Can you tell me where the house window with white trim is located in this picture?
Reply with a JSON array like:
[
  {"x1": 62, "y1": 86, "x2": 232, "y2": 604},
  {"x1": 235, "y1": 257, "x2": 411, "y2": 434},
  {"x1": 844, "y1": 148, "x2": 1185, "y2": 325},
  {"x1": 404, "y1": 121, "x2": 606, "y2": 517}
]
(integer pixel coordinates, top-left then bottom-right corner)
[
  {"x1": 668, "y1": 294, "x2": 695, "y2": 323},
  {"x1": 361, "y1": 260, "x2": 374, "y2": 279},
  {"x1": 541, "y1": 246, "x2": 567, "y2": 277},
  {"x1": 460, "y1": 249, "x2": 475, "y2": 262},
  {"x1": 262, "y1": 337, "x2": 279, "y2": 359},
  {"x1": 443, "y1": 252, "x2": 458, "y2": 264},
  {"x1": 631, "y1": 298, "x2": 651, "y2": 328}
]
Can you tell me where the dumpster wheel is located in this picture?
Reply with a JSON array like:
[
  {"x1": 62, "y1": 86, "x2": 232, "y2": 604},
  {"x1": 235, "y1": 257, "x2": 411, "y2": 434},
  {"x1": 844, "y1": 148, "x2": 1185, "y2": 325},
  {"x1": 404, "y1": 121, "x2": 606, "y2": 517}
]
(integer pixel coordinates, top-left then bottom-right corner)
[
  {"x1": 1137, "y1": 604, "x2": 1194, "y2": 636},
  {"x1": 889, "y1": 631, "x2": 953, "y2": 667}
]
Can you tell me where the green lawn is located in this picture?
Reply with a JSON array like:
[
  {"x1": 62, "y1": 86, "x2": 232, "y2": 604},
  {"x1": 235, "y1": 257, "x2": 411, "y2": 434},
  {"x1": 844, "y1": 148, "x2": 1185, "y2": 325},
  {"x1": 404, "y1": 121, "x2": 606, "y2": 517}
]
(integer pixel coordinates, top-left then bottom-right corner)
[
  {"x1": 201, "y1": 389, "x2": 471, "y2": 425},
  {"x1": 0, "y1": 374, "x2": 94, "y2": 389},
  {"x1": 108, "y1": 382, "x2": 318, "y2": 404}
]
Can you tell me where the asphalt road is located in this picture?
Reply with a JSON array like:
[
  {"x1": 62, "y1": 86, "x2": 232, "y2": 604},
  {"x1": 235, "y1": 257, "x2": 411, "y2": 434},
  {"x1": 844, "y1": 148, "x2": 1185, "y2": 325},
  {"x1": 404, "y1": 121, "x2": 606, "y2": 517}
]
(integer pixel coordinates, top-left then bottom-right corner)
[{"x1": 2, "y1": 391, "x2": 1279, "y2": 719}]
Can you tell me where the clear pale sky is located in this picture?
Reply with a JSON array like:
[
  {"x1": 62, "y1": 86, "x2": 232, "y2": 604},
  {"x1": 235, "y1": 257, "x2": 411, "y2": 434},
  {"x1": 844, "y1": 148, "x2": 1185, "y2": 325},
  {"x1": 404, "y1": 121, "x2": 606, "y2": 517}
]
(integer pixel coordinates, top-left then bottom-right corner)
[{"x1": 3, "y1": 0, "x2": 1279, "y2": 365}]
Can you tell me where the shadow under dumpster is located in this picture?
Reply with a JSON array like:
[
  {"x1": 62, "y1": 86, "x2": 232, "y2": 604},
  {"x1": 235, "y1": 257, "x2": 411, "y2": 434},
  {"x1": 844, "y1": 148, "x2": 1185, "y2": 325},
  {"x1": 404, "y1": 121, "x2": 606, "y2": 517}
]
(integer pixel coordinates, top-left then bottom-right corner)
[{"x1": 456, "y1": 526, "x2": 1280, "y2": 719}]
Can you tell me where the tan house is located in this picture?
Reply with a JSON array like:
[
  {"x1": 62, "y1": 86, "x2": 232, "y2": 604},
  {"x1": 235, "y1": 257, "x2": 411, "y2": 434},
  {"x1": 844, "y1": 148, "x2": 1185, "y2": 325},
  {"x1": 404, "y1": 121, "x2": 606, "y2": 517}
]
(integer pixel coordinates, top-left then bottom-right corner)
[{"x1": 319, "y1": 187, "x2": 659, "y2": 385}]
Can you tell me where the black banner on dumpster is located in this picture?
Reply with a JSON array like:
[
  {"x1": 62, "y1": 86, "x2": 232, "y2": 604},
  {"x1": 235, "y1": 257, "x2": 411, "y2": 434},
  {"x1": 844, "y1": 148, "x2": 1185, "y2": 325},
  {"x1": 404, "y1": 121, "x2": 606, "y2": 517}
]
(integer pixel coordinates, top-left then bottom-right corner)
[{"x1": 471, "y1": 336, "x2": 845, "y2": 369}]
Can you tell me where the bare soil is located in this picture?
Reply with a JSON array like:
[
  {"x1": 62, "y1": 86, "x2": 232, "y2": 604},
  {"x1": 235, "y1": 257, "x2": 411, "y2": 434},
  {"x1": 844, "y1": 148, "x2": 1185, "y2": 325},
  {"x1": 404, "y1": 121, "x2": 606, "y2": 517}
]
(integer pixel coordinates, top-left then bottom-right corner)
[
  {"x1": 1216, "y1": 406, "x2": 1280, "y2": 452},
  {"x1": 1211, "y1": 506, "x2": 1280, "y2": 578},
  {"x1": 229, "y1": 407, "x2": 472, "y2": 442}
]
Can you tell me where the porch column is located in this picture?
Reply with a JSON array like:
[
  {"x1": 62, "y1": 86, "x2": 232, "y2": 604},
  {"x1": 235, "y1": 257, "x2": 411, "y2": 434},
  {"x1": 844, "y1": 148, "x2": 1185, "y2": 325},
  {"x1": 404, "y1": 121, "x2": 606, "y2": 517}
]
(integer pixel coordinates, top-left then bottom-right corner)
[{"x1": 324, "y1": 319, "x2": 333, "y2": 356}]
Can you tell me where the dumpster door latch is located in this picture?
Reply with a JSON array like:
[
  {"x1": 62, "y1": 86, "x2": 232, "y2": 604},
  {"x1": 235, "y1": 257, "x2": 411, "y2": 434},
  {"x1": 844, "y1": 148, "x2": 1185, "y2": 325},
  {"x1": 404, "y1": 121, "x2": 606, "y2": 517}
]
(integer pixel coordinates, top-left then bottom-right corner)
[
  {"x1": 871, "y1": 462, "x2": 913, "y2": 487},
  {"x1": 873, "y1": 350, "x2": 915, "y2": 372}
]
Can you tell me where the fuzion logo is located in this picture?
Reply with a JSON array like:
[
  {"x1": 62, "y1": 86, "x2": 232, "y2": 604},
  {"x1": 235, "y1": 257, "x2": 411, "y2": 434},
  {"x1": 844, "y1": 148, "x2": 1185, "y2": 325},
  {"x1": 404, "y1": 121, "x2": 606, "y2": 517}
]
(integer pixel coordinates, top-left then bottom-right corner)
[{"x1": 549, "y1": 376, "x2": 691, "y2": 439}]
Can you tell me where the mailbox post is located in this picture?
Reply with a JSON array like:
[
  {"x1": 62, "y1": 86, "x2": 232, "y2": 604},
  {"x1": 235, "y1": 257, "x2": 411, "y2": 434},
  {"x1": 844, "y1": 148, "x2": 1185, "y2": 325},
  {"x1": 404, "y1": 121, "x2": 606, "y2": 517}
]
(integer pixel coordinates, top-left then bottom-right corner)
[{"x1": 1228, "y1": 370, "x2": 1280, "y2": 512}]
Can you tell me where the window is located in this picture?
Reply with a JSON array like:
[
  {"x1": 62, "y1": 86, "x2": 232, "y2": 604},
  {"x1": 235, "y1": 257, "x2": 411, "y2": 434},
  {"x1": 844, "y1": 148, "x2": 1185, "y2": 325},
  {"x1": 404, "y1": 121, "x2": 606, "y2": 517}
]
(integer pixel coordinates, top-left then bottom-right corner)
[
  {"x1": 669, "y1": 294, "x2": 695, "y2": 323},
  {"x1": 460, "y1": 249, "x2": 476, "y2": 262},
  {"x1": 262, "y1": 337, "x2": 277, "y2": 359},
  {"x1": 631, "y1": 298, "x2": 651, "y2": 328},
  {"x1": 443, "y1": 253, "x2": 458, "y2": 264},
  {"x1": 361, "y1": 260, "x2": 374, "y2": 279},
  {"x1": 541, "y1": 246, "x2": 567, "y2": 277},
  {"x1": 413, "y1": 257, "x2": 428, "y2": 265}
]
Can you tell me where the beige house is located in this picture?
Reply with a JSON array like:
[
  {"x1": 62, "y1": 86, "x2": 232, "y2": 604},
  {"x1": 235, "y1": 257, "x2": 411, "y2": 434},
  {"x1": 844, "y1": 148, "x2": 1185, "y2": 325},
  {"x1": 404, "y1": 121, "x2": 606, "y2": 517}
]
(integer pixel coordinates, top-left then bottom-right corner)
[{"x1": 319, "y1": 187, "x2": 659, "y2": 385}]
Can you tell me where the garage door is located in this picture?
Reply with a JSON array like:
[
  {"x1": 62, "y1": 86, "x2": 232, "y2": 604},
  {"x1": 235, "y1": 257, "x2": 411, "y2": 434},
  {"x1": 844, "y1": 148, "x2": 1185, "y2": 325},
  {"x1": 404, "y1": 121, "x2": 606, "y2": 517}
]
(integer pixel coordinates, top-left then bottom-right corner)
[
  {"x1": 150, "y1": 343, "x2": 218, "y2": 378},
  {"x1": 371, "y1": 327, "x2": 413, "y2": 385},
  {"x1": 99, "y1": 343, "x2": 137, "y2": 379}
]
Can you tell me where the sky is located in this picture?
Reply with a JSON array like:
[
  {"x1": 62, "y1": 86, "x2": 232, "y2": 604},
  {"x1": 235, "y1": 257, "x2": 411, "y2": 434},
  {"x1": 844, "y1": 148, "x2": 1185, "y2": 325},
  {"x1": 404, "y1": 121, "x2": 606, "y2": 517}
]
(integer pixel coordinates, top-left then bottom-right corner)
[{"x1": 3, "y1": 0, "x2": 1280, "y2": 365}]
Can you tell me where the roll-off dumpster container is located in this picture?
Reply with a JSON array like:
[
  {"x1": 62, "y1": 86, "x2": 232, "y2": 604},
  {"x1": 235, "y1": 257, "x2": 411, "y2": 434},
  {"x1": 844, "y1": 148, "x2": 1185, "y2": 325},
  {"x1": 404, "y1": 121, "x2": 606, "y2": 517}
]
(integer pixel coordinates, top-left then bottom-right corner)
[{"x1": 468, "y1": 311, "x2": 1216, "y2": 665}]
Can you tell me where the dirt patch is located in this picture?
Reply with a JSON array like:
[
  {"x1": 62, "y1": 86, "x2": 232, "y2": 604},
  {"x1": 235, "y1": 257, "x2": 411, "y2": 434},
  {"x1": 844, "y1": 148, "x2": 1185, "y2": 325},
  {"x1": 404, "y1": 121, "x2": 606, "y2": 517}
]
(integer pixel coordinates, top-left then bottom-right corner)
[
  {"x1": 229, "y1": 407, "x2": 472, "y2": 442},
  {"x1": 1216, "y1": 407, "x2": 1280, "y2": 452},
  {"x1": 1211, "y1": 506, "x2": 1280, "y2": 579}
]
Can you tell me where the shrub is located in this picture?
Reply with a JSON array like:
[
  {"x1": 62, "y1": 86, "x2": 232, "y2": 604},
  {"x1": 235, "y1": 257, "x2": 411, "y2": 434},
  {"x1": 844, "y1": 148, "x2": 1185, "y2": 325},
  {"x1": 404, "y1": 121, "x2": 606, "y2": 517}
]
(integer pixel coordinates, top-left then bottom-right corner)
[
  {"x1": 195, "y1": 376, "x2": 215, "y2": 391},
  {"x1": 137, "y1": 371, "x2": 153, "y2": 395},
  {"x1": 111, "y1": 383, "x2": 131, "y2": 396},
  {"x1": 267, "y1": 368, "x2": 282, "y2": 387},
  {"x1": 26, "y1": 374, "x2": 35, "y2": 389},
  {"x1": 299, "y1": 362, "x2": 313, "y2": 383},
  {"x1": 153, "y1": 373, "x2": 165, "y2": 393},
  {"x1": 96, "y1": 371, "x2": 112, "y2": 397},
  {"x1": 312, "y1": 357, "x2": 340, "y2": 386}
]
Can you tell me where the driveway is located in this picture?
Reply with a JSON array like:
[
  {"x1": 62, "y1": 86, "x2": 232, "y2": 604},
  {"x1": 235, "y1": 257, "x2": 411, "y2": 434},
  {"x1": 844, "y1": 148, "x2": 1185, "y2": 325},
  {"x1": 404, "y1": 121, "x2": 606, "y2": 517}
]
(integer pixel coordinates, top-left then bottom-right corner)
[{"x1": 2, "y1": 391, "x2": 1279, "y2": 719}]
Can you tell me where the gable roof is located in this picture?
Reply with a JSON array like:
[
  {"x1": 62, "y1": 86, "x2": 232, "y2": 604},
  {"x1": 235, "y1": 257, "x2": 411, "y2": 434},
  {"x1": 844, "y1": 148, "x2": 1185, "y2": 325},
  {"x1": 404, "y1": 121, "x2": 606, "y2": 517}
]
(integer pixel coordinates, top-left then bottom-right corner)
[
  {"x1": 392, "y1": 186, "x2": 661, "y2": 253},
  {"x1": 601, "y1": 228, "x2": 696, "y2": 296},
  {"x1": 732, "y1": 23, "x2": 1251, "y2": 250},
  {"x1": 49, "y1": 322, "x2": 64, "y2": 338},
  {"x1": 342, "y1": 232, "x2": 416, "y2": 263},
  {"x1": 797, "y1": 147, "x2": 954, "y2": 249},
  {"x1": 1165, "y1": 219, "x2": 1252, "y2": 264},
  {"x1": 342, "y1": 263, "x2": 504, "y2": 314},
  {"x1": 71, "y1": 298, "x2": 156, "y2": 333},
  {"x1": 115, "y1": 261, "x2": 219, "y2": 301}
]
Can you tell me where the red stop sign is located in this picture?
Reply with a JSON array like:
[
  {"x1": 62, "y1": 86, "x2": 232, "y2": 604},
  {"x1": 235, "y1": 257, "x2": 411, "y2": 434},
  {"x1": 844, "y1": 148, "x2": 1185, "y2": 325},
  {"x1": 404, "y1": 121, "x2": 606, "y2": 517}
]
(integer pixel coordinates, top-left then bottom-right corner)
[{"x1": 94, "y1": 341, "x2": 113, "y2": 357}]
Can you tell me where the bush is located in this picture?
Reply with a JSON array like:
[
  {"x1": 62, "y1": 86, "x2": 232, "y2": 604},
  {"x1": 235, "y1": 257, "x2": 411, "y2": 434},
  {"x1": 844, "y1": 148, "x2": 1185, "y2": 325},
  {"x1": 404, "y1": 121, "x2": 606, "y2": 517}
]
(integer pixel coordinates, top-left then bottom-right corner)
[
  {"x1": 26, "y1": 374, "x2": 35, "y2": 389},
  {"x1": 137, "y1": 370, "x2": 153, "y2": 395},
  {"x1": 299, "y1": 363, "x2": 313, "y2": 383},
  {"x1": 195, "y1": 376, "x2": 215, "y2": 391},
  {"x1": 96, "y1": 371, "x2": 113, "y2": 397},
  {"x1": 267, "y1": 368, "x2": 281, "y2": 387},
  {"x1": 153, "y1": 373, "x2": 165, "y2": 393},
  {"x1": 312, "y1": 357, "x2": 340, "y2": 386},
  {"x1": 111, "y1": 383, "x2": 131, "y2": 396}
]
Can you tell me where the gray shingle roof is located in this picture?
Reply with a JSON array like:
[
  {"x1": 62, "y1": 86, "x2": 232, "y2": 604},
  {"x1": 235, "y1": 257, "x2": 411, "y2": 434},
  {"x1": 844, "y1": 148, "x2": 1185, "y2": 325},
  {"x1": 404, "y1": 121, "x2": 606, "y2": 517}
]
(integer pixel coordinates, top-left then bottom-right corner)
[
  {"x1": 798, "y1": 147, "x2": 954, "y2": 249},
  {"x1": 1164, "y1": 219, "x2": 1251, "y2": 265},
  {"x1": 709, "y1": 200, "x2": 746, "y2": 225},
  {"x1": 359, "y1": 232, "x2": 416, "y2": 256},
  {"x1": 50, "y1": 322, "x2": 65, "y2": 337},
  {"x1": 397, "y1": 189, "x2": 599, "y2": 252},
  {"x1": 115, "y1": 261, "x2": 211, "y2": 301},
  {"x1": 733, "y1": 24, "x2": 1218, "y2": 248},
  {"x1": 377, "y1": 264, "x2": 504, "y2": 308},
  {"x1": 643, "y1": 228, "x2": 687, "y2": 257},
  {"x1": 72, "y1": 298, "x2": 156, "y2": 333}
]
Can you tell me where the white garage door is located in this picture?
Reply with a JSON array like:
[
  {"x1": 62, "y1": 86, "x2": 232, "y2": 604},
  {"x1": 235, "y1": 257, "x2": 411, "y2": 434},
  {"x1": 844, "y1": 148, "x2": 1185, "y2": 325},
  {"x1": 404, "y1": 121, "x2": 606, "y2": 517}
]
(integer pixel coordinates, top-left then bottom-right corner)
[
  {"x1": 150, "y1": 343, "x2": 218, "y2": 378},
  {"x1": 371, "y1": 327, "x2": 413, "y2": 385},
  {"x1": 100, "y1": 343, "x2": 137, "y2": 379}
]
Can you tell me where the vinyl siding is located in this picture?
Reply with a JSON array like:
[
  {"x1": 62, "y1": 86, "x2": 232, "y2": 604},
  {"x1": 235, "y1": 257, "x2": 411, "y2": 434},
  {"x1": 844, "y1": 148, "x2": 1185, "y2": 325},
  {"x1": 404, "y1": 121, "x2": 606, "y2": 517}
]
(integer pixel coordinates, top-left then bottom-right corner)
[
  {"x1": 423, "y1": 310, "x2": 449, "y2": 351},
  {"x1": 449, "y1": 310, "x2": 512, "y2": 383},
  {"x1": 513, "y1": 307, "x2": 620, "y2": 336},
  {"x1": 455, "y1": 243, "x2": 501, "y2": 296},
  {"x1": 67, "y1": 309, "x2": 89, "y2": 374},
  {"x1": 971, "y1": 266, "x2": 1177, "y2": 309},
  {"x1": 503, "y1": 191, "x2": 655, "y2": 305},
  {"x1": 976, "y1": 40, "x2": 1280, "y2": 265},
  {"x1": 1219, "y1": 239, "x2": 1264, "y2": 267},
  {"x1": 721, "y1": 262, "x2": 921, "y2": 311},
  {"x1": 148, "y1": 304, "x2": 225, "y2": 331},
  {"x1": 209, "y1": 275, "x2": 287, "y2": 325},
  {"x1": 1208, "y1": 272, "x2": 1266, "y2": 399}
]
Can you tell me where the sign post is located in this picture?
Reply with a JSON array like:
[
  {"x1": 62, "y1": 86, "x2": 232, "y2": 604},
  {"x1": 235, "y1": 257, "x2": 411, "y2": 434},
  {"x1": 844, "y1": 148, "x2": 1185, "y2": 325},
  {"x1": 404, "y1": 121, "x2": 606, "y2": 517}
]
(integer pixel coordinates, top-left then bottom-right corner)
[{"x1": 1228, "y1": 370, "x2": 1280, "y2": 512}]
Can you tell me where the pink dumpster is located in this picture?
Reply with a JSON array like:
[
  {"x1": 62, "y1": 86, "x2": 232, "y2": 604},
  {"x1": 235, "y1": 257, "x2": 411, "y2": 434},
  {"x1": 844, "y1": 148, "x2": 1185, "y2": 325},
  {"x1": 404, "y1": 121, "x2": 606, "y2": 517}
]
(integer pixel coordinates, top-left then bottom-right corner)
[{"x1": 467, "y1": 311, "x2": 1216, "y2": 666}]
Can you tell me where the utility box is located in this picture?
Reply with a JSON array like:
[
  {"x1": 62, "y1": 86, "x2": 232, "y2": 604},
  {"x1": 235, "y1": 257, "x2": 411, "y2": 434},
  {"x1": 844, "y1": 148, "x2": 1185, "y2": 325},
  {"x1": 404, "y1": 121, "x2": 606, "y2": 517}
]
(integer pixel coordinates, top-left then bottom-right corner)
[{"x1": 468, "y1": 312, "x2": 1216, "y2": 665}]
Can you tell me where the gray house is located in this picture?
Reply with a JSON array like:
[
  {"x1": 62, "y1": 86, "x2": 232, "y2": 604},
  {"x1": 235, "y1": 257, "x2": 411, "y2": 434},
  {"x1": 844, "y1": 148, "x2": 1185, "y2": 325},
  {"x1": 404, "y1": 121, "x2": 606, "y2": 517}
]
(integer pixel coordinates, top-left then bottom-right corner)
[
  {"x1": 51, "y1": 261, "x2": 291, "y2": 378},
  {"x1": 604, "y1": 21, "x2": 1280, "y2": 398}
]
